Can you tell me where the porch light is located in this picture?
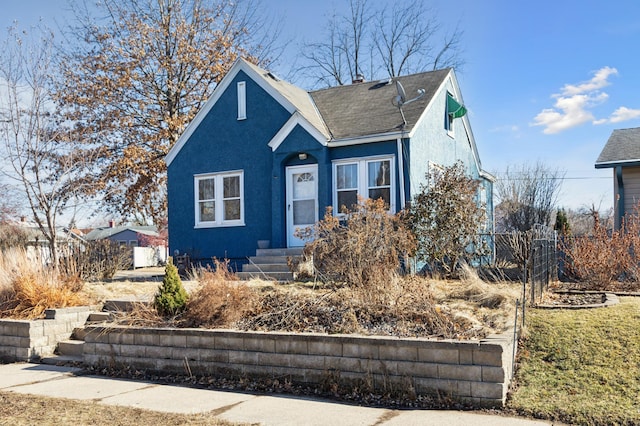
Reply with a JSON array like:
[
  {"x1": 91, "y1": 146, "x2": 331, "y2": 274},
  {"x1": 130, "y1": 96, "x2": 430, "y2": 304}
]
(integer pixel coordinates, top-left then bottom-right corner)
[{"x1": 298, "y1": 153, "x2": 308, "y2": 160}]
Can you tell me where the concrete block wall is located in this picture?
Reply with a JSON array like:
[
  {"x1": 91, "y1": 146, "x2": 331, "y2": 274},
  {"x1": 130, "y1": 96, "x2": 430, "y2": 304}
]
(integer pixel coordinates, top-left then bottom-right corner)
[
  {"x1": 84, "y1": 326, "x2": 516, "y2": 407},
  {"x1": 0, "y1": 306, "x2": 91, "y2": 362}
]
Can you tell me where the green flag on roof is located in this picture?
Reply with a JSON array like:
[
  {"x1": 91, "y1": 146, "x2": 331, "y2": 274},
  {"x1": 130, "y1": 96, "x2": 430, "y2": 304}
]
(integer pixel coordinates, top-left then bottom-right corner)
[{"x1": 447, "y1": 93, "x2": 467, "y2": 119}]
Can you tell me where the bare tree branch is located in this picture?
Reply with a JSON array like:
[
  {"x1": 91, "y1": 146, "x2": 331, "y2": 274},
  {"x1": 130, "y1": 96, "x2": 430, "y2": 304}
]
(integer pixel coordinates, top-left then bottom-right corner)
[
  {"x1": 495, "y1": 161, "x2": 565, "y2": 232},
  {"x1": 298, "y1": 0, "x2": 464, "y2": 88}
]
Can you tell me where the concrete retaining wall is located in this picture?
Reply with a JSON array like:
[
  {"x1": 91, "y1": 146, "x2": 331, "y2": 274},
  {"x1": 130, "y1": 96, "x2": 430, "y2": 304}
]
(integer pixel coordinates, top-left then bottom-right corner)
[
  {"x1": 0, "y1": 307, "x2": 91, "y2": 362},
  {"x1": 84, "y1": 326, "x2": 516, "y2": 407}
]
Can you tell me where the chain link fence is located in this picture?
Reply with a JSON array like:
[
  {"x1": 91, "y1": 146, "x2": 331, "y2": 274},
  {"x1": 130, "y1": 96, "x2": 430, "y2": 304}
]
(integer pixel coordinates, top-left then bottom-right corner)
[{"x1": 479, "y1": 225, "x2": 558, "y2": 307}]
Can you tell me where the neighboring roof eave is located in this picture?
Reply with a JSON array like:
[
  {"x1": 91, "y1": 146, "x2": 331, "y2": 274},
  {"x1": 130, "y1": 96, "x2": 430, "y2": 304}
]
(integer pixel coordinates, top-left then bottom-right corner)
[
  {"x1": 480, "y1": 169, "x2": 497, "y2": 182},
  {"x1": 595, "y1": 159, "x2": 640, "y2": 169}
]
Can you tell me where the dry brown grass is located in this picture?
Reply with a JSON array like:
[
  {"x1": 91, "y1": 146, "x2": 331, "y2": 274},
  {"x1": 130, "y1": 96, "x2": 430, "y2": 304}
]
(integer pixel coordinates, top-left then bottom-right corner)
[
  {"x1": 182, "y1": 261, "x2": 258, "y2": 328},
  {"x1": 430, "y1": 265, "x2": 519, "y2": 335},
  {"x1": 0, "y1": 390, "x2": 240, "y2": 425},
  {"x1": 231, "y1": 272, "x2": 515, "y2": 339},
  {"x1": 0, "y1": 248, "x2": 88, "y2": 319},
  {"x1": 102, "y1": 266, "x2": 517, "y2": 340}
]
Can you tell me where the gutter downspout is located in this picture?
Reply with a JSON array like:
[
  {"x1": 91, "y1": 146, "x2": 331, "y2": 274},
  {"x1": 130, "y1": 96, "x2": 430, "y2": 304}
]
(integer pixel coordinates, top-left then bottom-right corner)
[
  {"x1": 397, "y1": 137, "x2": 406, "y2": 209},
  {"x1": 615, "y1": 165, "x2": 624, "y2": 230}
]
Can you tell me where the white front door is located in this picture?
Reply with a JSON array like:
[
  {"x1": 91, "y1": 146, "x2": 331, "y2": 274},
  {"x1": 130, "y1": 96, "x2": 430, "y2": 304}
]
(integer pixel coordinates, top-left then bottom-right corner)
[{"x1": 286, "y1": 165, "x2": 318, "y2": 247}]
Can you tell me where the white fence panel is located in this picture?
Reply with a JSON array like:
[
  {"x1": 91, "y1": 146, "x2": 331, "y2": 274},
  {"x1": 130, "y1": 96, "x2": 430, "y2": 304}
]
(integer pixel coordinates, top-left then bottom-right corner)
[{"x1": 133, "y1": 246, "x2": 159, "y2": 268}]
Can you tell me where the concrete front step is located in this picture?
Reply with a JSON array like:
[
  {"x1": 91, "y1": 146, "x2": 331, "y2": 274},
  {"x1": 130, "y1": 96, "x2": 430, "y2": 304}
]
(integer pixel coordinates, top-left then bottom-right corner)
[
  {"x1": 236, "y1": 271, "x2": 294, "y2": 281},
  {"x1": 103, "y1": 299, "x2": 151, "y2": 313},
  {"x1": 40, "y1": 354, "x2": 83, "y2": 366},
  {"x1": 88, "y1": 311, "x2": 113, "y2": 322},
  {"x1": 71, "y1": 327, "x2": 87, "y2": 341},
  {"x1": 57, "y1": 340, "x2": 85, "y2": 357},
  {"x1": 256, "y1": 247, "x2": 304, "y2": 257},
  {"x1": 246, "y1": 256, "x2": 290, "y2": 265}
]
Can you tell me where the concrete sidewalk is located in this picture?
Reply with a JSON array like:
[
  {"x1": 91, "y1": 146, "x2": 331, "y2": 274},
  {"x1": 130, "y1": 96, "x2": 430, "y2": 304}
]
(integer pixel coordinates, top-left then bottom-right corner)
[{"x1": 0, "y1": 363, "x2": 553, "y2": 425}]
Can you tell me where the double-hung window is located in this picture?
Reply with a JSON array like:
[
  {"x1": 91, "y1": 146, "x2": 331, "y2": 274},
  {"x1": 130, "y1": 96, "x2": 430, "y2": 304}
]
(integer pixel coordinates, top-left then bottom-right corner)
[
  {"x1": 333, "y1": 156, "x2": 395, "y2": 214},
  {"x1": 195, "y1": 171, "x2": 244, "y2": 227}
]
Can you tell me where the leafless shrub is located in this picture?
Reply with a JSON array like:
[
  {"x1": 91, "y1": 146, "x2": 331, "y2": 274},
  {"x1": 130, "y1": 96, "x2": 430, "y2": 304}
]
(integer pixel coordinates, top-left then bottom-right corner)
[
  {"x1": 562, "y1": 207, "x2": 640, "y2": 290},
  {"x1": 298, "y1": 198, "x2": 415, "y2": 290},
  {"x1": 407, "y1": 162, "x2": 488, "y2": 277},
  {"x1": 0, "y1": 223, "x2": 29, "y2": 251},
  {"x1": 60, "y1": 240, "x2": 131, "y2": 281},
  {"x1": 114, "y1": 301, "x2": 165, "y2": 327},
  {"x1": 502, "y1": 231, "x2": 532, "y2": 272}
]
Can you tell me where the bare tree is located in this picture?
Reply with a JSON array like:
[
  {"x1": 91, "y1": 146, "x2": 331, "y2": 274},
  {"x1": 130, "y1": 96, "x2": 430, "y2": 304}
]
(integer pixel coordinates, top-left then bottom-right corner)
[
  {"x1": 0, "y1": 182, "x2": 22, "y2": 223},
  {"x1": 299, "y1": 0, "x2": 464, "y2": 87},
  {"x1": 495, "y1": 161, "x2": 565, "y2": 232},
  {"x1": 56, "y1": 0, "x2": 280, "y2": 224},
  {"x1": 0, "y1": 25, "x2": 92, "y2": 266}
]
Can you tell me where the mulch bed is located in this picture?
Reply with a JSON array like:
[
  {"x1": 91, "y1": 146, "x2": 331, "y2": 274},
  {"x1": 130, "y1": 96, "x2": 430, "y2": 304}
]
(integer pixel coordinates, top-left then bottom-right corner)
[{"x1": 541, "y1": 292, "x2": 606, "y2": 307}]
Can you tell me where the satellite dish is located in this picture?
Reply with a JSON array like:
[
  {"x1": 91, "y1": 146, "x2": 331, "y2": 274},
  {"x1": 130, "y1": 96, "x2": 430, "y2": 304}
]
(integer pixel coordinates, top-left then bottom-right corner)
[
  {"x1": 396, "y1": 80, "x2": 407, "y2": 105},
  {"x1": 392, "y1": 79, "x2": 426, "y2": 127}
]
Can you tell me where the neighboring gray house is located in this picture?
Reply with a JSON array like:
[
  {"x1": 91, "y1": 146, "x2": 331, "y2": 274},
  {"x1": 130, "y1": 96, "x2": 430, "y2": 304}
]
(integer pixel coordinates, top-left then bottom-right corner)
[
  {"x1": 595, "y1": 127, "x2": 640, "y2": 229},
  {"x1": 84, "y1": 224, "x2": 159, "y2": 247},
  {"x1": 84, "y1": 223, "x2": 167, "y2": 267}
]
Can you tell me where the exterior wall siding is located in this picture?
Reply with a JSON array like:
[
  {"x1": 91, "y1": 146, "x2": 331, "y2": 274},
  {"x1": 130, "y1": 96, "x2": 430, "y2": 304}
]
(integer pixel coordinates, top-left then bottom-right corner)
[
  {"x1": 407, "y1": 83, "x2": 481, "y2": 199},
  {"x1": 168, "y1": 71, "x2": 292, "y2": 264},
  {"x1": 107, "y1": 229, "x2": 140, "y2": 245},
  {"x1": 623, "y1": 166, "x2": 640, "y2": 214}
]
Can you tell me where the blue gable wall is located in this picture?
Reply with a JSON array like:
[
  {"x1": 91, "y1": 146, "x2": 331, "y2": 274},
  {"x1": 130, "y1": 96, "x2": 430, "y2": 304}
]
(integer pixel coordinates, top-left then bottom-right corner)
[{"x1": 168, "y1": 71, "x2": 292, "y2": 264}]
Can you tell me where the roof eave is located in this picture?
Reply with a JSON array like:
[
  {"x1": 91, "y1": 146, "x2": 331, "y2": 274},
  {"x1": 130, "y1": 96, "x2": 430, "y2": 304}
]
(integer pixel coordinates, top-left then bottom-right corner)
[
  {"x1": 595, "y1": 159, "x2": 640, "y2": 169},
  {"x1": 328, "y1": 130, "x2": 407, "y2": 147}
]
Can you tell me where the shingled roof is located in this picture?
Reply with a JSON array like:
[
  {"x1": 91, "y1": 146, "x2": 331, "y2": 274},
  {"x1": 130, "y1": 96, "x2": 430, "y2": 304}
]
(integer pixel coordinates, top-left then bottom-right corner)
[
  {"x1": 310, "y1": 68, "x2": 451, "y2": 140},
  {"x1": 241, "y1": 60, "x2": 330, "y2": 139},
  {"x1": 595, "y1": 127, "x2": 640, "y2": 168}
]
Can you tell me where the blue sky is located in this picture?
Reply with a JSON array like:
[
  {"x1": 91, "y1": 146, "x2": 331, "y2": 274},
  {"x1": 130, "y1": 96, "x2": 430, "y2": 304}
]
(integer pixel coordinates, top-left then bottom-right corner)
[{"x1": 5, "y1": 0, "x2": 640, "y2": 213}]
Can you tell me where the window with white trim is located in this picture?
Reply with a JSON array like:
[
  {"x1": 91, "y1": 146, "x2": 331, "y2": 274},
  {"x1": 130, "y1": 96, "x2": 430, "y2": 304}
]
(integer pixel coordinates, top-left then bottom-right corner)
[
  {"x1": 195, "y1": 171, "x2": 244, "y2": 227},
  {"x1": 237, "y1": 81, "x2": 246, "y2": 120},
  {"x1": 444, "y1": 92, "x2": 454, "y2": 134},
  {"x1": 333, "y1": 156, "x2": 395, "y2": 213}
]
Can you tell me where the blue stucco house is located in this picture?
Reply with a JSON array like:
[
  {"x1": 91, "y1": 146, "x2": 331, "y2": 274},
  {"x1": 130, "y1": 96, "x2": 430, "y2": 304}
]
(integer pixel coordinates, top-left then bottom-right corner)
[{"x1": 166, "y1": 58, "x2": 494, "y2": 268}]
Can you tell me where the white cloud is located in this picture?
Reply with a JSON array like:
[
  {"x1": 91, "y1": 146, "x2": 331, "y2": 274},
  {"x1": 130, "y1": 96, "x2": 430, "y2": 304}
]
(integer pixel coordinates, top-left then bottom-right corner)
[
  {"x1": 594, "y1": 106, "x2": 640, "y2": 125},
  {"x1": 531, "y1": 66, "x2": 640, "y2": 134},
  {"x1": 560, "y1": 66, "x2": 618, "y2": 96},
  {"x1": 532, "y1": 91, "x2": 607, "y2": 134}
]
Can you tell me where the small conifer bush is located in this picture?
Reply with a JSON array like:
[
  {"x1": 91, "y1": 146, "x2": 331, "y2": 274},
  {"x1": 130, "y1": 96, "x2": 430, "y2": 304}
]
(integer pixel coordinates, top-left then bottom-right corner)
[{"x1": 155, "y1": 258, "x2": 188, "y2": 317}]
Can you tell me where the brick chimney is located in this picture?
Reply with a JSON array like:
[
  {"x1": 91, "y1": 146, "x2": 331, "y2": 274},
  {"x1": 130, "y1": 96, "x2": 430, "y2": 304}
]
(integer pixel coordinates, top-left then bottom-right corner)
[{"x1": 352, "y1": 73, "x2": 365, "y2": 84}]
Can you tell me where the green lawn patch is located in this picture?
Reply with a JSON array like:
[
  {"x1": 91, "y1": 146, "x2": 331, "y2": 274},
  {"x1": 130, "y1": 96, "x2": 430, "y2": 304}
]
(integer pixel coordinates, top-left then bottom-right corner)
[{"x1": 508, "y1": 297, "x2": 640, "y2": 425}]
